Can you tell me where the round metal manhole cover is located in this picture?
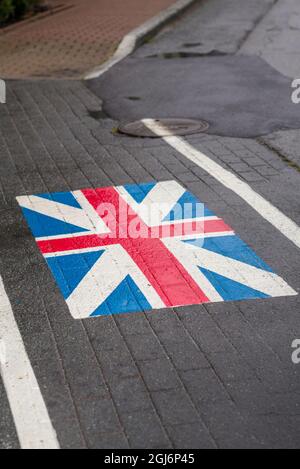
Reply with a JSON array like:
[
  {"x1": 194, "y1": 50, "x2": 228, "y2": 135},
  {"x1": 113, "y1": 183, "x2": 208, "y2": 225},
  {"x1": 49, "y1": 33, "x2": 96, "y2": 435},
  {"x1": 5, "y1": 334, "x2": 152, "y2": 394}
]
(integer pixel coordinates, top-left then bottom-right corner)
[{"x1": 118, "y1": 118, "x2": 209, "y2": 138}]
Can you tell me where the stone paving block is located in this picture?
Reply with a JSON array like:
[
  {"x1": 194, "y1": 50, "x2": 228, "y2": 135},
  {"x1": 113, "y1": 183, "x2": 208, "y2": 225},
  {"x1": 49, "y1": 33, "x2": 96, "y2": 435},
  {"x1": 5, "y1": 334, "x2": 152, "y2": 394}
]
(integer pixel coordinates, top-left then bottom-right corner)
[
  {"x1": 127, "y1": 333, "x2": 166, "y2": 362},
  {"x1": 87, "y1": 319, "x2": 135, "y2": 353},
  {"x1": 162, "y1": 340, "x2": 211, "y2": 371},
  {"x1": 227, "y1": 382, "x2": 300, "y2": 416},
  {"x1": 77, "y1": 397, "x2": 123, "y2": 439},
  {"x1": 93, "y1": 348, "x2": 140, "y2": 383},
  {"x1": 110, "y1": 376, "x2": 154, "y2": 416},
  {"x1": 167, "y1": 422, "x2": 216, "y2": 449},
  {"x1": 175, "y1": 172, "x2": 201, "y2": 183},
  {"x1": 151, "y1": 388, "x2": 199, "y2": 426},
  {"x1": 198, "y1": 399, "x2": 259, "y2": 449},
  {"x1": 180, "y1": 368, "x2": 230, "y2": 406},
  {"x1": 228, "y1": 162, "x2": 251, "y2": 172},
  {"x1": 239, "y1": 171, "x2": 266, "y2": 182},
  {"x1": 206, "y1": 304, "x2": 288, "y2": 377},
  {"x1": 249, "y1": 415, "x2": 300, "y2": 449},
  {"x1": 241, "y1": 156, "x2": 267, "y2": 166},
  {"x1": 139, "y1": 357, "x2": 181, "y2": 391},
  {"x1": 207, "y1": 351, "x2": 258, "y2": 383},
  {"x1": 122, "y1": 410, "x2": 171, "y2": 449},
  {"x1": 87, "y1": 431, "x2": 129, "y2": 450},
  {"x1": 115, "y1": 313, "x2": 153, "y2": 337},
  {"x1": 176, "y1": 307, "x2": 236, "y2": 354}
]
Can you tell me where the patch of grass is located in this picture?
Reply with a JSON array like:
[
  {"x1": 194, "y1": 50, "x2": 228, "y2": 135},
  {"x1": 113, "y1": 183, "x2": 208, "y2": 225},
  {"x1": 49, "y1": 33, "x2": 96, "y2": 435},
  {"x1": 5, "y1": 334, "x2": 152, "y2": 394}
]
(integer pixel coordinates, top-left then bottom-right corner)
[{"x1": 0, "y1": 0, "x2": 43, "y2": 26}]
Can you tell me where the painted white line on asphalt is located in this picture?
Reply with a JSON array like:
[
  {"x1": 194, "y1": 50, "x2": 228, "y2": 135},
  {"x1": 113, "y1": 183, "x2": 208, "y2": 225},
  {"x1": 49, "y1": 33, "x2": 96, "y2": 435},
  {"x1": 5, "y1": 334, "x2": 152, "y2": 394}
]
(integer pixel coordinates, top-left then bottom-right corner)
[
  {"x1": 0, "y1": 276, "x2": 60, "y2": 449},
  {"x1": 84, "y1": 0, "x2": 197, "y2": 80},
  {"x1": 143, "y1": 119, "x2": 300, "y2": 250}
]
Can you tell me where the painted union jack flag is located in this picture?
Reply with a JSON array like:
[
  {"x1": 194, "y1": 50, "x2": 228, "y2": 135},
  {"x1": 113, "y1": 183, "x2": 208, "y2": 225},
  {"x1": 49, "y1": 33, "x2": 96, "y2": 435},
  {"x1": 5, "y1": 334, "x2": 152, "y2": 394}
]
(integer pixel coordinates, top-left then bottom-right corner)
[{"x1": 17, "y1": 181, "x2": 296, "y2": 318}]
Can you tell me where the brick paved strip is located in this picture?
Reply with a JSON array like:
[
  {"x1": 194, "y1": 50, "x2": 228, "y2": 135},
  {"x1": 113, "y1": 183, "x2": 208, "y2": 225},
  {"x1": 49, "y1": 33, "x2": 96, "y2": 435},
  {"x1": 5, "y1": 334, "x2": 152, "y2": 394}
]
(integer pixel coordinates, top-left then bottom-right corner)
[{"x1": 0, "y1": 0, "x2": 182, "y2": 79}]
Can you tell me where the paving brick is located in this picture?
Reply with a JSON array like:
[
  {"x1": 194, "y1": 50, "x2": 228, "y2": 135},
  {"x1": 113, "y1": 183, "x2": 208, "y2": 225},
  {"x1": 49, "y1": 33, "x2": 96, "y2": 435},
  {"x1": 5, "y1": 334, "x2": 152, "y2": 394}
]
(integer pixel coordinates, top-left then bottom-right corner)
[
  {"x1": 139, "y1": 357, "x2": 181, "y2": 391},
  {"x1": 87, "y1": 431, "x2": 129, "y2": 450},
  {"x1": 175, "y1": 307, "x2": 236, "y2": 354},
  {"x1": 122, "y1": 410, "x2": 171, "y2": 449},
  {"x1": 126, "y1": 333, "x2": 166, "y2": 362},
  {"x1": 167, "y1": 422, "x2": 216, "y2": 449},
  {"x1": 239, "y1": 171, "x2": 266, "y2": 182},
  {"x1": 89, "y1": 347, "x2": 139, "y2": 383},
  {"x1": 161, "y1": 340, "x2": 210, "y2": 371},
  {"x1": 228, "y1": 162, "x2": 251, "y2": 172},
  {"x1": 180, "y1": 368, "x2": 230, "y2": 406},
  {"x1": 151, "y1": 388, "x2": 199, "y2": 426},
  {"x1": 199, "y1": 399, "x2": 260, "y2": 448},
  {"x1": 249, "y1": 415, "x2": 300, "y2": 449},
  {"x1": 207, "y1": 352, "x2": 258, "y2": 383},
  {"x1": 77, "y1": 397, "x2": 122, "y2": 438},
  {"x1": 115, "y1": 313, "x2": 153, "y2": 337},
  {"x1": 175, "y1": 172, "x2": 201, "y2": 183},
  {"x1": 109, "y1": 376, "x2": 154, "y2": 416}
]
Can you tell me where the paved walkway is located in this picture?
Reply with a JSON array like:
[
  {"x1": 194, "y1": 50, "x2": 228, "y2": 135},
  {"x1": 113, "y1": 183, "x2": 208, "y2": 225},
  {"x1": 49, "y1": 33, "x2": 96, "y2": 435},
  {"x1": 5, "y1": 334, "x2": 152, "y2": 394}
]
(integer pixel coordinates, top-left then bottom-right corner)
[{"x1": 0, "y1": 0, "x2": 177, "y2": 79}]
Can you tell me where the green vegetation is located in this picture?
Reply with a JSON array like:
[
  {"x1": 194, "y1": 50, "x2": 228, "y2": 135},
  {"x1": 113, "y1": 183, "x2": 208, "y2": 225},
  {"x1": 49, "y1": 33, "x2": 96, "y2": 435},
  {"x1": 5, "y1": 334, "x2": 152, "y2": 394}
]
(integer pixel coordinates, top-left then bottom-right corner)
[{"x1": 0, "y1": 0, "x2": 42, "y2": 25}]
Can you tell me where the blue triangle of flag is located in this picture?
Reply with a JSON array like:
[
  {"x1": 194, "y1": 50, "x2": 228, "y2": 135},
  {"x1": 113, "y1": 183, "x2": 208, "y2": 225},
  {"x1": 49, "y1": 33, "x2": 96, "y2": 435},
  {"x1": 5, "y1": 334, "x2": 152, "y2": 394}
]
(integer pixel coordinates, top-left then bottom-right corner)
[
  {"x1": 90, "y1": 275, "x2": 151, "y2": 316},
  {"x1": 37, "y1": 192, "x2": 81, "y2": 209},
  {"x1": 199, "y1": 267, "x2": 270, "y2": 301},
  {"x1": 21, "y1": 207, "x2": 89, "y2": 238},
  {"x1": 46, "y1": 250, "x2": 105, "y2": 299},
  {"x1": 124, "y1": 182, "x2": 156, "y2": 204}
]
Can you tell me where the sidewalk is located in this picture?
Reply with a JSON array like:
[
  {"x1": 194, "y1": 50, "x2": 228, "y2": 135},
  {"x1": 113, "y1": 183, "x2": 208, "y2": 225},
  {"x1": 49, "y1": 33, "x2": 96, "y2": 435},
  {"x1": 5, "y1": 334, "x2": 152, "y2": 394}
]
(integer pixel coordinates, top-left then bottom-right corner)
[{"x1": 0, "y1": 0, "x2": 178, "y2": 79}]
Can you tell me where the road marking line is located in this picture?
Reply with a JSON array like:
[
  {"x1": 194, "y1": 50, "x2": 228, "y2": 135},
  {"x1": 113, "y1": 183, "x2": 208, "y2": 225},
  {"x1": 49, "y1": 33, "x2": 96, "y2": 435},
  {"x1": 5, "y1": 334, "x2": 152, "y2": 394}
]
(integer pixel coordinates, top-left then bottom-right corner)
[
  {"x1": 143, "y1": 119, "x2": 300, "y2": 250},
  {"x1": 0, "y1": 276, "x2": 60, "y2": 449}
]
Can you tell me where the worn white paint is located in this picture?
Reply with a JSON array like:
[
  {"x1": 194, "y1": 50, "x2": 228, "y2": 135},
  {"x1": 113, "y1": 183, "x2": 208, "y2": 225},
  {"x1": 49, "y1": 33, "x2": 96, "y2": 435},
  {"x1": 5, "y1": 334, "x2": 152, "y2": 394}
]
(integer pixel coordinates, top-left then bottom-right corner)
[
  {"x1": 143, "y1": 119, "x2": 300, "y2": 250},
  {"x1": 0, "y1": 276, "x2": 59, "y2": 449},
  {"x1": 0, "y1": 79, "x2": 6, "y2": 104}
]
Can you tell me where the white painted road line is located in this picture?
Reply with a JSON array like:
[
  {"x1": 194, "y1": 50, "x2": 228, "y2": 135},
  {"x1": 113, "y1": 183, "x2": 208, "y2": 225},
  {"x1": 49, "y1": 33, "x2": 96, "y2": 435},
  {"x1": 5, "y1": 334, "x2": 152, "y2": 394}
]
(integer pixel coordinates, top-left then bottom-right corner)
[
  {"x1": 0, "y1": 276, "x2": 59, "y2": 449},
  {"x1": 143, "y1": 119, "x2": 300, "y2": 250}
]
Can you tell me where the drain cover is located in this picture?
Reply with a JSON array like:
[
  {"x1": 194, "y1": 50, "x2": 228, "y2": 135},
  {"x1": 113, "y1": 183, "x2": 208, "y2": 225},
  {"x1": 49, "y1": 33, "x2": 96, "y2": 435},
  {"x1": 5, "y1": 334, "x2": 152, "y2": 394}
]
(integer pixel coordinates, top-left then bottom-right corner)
[{"x1": 118, "y1": 118, "x2": 209, "y2": 138}]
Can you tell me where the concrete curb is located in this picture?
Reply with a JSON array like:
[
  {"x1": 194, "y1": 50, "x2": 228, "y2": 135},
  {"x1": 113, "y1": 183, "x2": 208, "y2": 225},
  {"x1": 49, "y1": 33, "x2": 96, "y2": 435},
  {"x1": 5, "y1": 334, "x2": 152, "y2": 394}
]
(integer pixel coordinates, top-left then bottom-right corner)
[{"x1": 84, "y1": 0, "x2": 197, "y2": 80}]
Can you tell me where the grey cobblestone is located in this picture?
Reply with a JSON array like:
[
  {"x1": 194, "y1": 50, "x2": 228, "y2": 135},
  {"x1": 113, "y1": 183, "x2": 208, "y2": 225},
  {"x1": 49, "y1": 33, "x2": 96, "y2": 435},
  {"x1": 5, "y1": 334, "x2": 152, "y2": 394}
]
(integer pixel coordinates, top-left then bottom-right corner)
[
  {"x1": 122, "y1": 410, "x2": 171, "y2": 449},
  {"x1": 0, "y1": 52, "x2": 299, "y2": 448},
  {"x1": 138, "y1": 357, "x2": 181, "y2": 392},
  {"x1": 151, "y1": 388, "x2": 200, "y2": 426},
  {"x1": 167, "y1": 422, "x2": 216, "y2": 449}
]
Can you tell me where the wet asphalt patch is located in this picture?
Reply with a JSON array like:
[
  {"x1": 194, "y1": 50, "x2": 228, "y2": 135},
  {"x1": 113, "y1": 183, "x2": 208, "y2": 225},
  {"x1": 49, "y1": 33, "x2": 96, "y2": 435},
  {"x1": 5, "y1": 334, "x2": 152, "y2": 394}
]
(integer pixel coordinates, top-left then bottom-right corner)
[{"x1": 88, "y1": 55, "x2": 300, "y2": 138}]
